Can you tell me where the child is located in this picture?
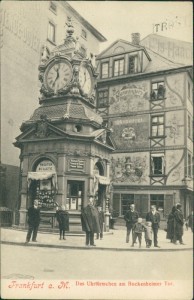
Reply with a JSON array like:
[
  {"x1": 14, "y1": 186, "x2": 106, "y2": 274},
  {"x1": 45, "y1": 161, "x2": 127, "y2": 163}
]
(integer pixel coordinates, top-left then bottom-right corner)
[
  {"x1": 144, "y1": 221, "x2": 153, "y2": 248},
  {"x1": 131, "y1": 218, "x2": 144, "y2": 248},
  {"x1": 56, "y1": 205, "x2": 69, "y2": 240}
]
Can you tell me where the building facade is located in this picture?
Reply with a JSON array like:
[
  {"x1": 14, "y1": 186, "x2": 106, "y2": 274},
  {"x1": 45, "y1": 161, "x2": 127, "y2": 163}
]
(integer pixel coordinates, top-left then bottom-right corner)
[
  {"x1": 1, "y1": 1, "x2": 106, "y2": 210},
  {"x1": 96, "y1": 34, "x2": 193, "y2": 223}
]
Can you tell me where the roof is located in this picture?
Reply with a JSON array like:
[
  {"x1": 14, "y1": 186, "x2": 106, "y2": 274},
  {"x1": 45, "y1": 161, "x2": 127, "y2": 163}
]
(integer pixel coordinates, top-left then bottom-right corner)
[
  {"x1": 144, "y1": 48, "x2": 184, "y2": 73},
  {"x1": 97, "y1": 39, "x2": 151, "y2": 60},
  {"x1": 30, "y1": 102, "x2": 103, "y2": 125},
  {"x1": 63, "y1": 2, "x2": 107, "y2": 42}
]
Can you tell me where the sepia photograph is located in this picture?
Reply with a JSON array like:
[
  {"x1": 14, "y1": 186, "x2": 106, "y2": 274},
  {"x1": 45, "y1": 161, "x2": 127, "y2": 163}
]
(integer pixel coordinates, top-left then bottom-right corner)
[{"x1": 0, "y1": 1, "x2": 193, "y2": 299}]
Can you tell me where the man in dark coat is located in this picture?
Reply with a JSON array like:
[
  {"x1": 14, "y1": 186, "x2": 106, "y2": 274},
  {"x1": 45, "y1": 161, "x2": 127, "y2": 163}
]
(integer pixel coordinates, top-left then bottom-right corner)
[
  {"x1": 124, "y1": 204, "x2": 139, "y2": 243},
  {"x1": 96, "y1": 206, "x2": 104, "y2": 240},
  {"x1": 166, "y1": 206, "x2": 176, "y2": 243},
  {"x1": 146, "y1": 205, "x2": 160, "y2": 248},
  {"x1": 174, "y1": 204, "x2": 185, "y2": 245},
  {"x1": 81, "y1": 196, "x2": 100, "y2": 246},
  {"x1": 25, "y1": 199, "x2": 41, "y2": 243},
  {"x1": 56, "y1": 205, "x2": 69, "y2": 240}
]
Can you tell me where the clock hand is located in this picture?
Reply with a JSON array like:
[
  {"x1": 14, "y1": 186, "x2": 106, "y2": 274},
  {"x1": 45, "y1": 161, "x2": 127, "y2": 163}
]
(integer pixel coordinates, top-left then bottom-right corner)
[{"x1": 52, "y1": 68, "x2": 59, "y2": 87}]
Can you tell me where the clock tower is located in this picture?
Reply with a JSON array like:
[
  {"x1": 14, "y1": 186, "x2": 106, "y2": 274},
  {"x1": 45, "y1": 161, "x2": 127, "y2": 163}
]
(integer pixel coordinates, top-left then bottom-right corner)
[{"x1": 15, "y1": 18, "x2": 114, "y2": 231}]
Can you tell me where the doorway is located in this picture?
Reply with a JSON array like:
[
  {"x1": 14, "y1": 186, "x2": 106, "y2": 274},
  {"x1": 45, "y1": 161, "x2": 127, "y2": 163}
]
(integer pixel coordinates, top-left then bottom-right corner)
[{"x1": 66, "y1": 181, "x2": 84, "y2": 210}]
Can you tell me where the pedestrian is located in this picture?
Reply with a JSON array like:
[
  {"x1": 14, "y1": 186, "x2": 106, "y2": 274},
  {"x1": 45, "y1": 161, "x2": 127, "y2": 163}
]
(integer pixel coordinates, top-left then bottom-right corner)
[
  {"x1": 56, "y1": 205, "x2": 69, "y2": 240},
  {"x1": 146, "y1": 205, "x2": 160, "y2": 248},
  {"x1": 25, "y1": 199, "x2": 41, "y2": 244},
  {"x1": 187, "y1": 211, "x2": 193, "y2": 232},
  {"x1": 124, "y1": 204, "x2": 139, "y2": 243},
  {"x1": 81, "y1": 195, "x2": 100, "y2": 247},
  {"x1": 131, "y1": 218, "x2": 144, "y2": 248},
  {"x1": 166, "y1": 206, "x2": 176, "y2": 243},
  {"x1": 144, "y1": 221, "x2": 153, "y2": 248},
  {"x1": 96, "y1": 206, "x2": 104, "y2": 240},
  {"x1": 174, "y1": 204, "x2": 185, "y2": 245}
]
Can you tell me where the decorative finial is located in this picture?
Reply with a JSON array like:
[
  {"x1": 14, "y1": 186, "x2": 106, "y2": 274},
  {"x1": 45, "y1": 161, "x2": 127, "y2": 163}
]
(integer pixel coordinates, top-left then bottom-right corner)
[{"x1": 66, "y1": 16, "x2": 74, "y2": 38}]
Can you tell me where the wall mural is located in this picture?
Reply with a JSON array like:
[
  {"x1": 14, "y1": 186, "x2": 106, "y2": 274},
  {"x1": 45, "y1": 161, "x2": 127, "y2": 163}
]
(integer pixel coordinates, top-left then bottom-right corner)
[
  {"x1": 110, "y1": 115, "x2": 149, "y2": 150},
  {"x1": 166, "y1": 111, "x2": 184, "y2": 145},
  {"x1": 165, "y1": 73, "x2": 184, "y2": 107},
  {"x1": 109, "y1": 81, "x2": 149, "y2": 114},
  {"x1": 166, "y1": 150, "x2": 184, "y2": 185},
  {"x1": 110, "y1": 153, "x2": 149, "y2": 185}
]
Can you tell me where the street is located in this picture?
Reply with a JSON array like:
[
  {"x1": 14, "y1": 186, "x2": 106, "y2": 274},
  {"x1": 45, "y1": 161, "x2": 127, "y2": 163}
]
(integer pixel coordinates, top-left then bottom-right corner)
[{"x1": 1, "y1": 244, "x2": 192, "y2": 280}]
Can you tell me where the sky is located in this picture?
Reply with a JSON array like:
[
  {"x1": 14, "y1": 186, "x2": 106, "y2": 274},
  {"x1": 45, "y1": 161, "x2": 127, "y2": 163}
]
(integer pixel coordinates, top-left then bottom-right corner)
[{"x1": 68, "y1": 1, "x2": 193, "y2": 52}]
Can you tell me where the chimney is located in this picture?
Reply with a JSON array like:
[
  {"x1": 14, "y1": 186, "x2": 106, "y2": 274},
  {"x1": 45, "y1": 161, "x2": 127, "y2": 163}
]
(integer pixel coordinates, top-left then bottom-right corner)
[{"x1": 131, "y1": 33, "x2": 140, "y2": 45}]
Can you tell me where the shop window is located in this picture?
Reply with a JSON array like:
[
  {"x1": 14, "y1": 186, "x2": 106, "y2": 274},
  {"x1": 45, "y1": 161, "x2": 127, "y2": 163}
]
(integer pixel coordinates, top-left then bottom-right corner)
[
  {"x1": 188, "y1": 153, "x2": 192, "y2": 177},
  {"x1": 150, "y1": 81, "x2": 165, "y2": 100},
  {"x1": 151, "y1": 154, "x2": 165, "y2": 175},
  {"x1": 35, "y1": 179, "x2": 56, "y2": 209},
  {"x1": 113, "y1": 59, "x2": 124, "y2": 77},
  {"x1": 150, "y1": 194, "x2": 164, "y2": 216},
  {"x1": 151, "y1": 115, "x2": 164, "y2": 137},
  {"x1": 101, "y1": 62, "x2": 109, "y2": 79},
  {"x1": 81, "y1": 28, "x2": 87, "y2": 40},
  {"x1": 66, "y1": 181, "x2": 84, "y2": 210},
  {"x1": 128, "y1": 55, "x2": 138, "y2": 74},
  {"x1": 49, "y1": 1, "x2": 57, "y2": 14},
  {"x1": 121, "y1": 194, "x2": 134, "y2": 216},
  {"x1": 98, "y1": 90, "x2": 109, "y2": 108},
  {"x1": 48, "y1": 21, "x2": 56, "y2": 44}
]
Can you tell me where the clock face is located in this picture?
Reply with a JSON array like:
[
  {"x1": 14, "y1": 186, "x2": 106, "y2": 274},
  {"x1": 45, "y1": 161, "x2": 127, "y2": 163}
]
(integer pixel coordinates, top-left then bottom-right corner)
[
  {"x1": 79, "y1": 65, "x2": 92, "y2": 95},
  {"x1": 45, "y1": 60, "x2": 73, "y2": 93}
]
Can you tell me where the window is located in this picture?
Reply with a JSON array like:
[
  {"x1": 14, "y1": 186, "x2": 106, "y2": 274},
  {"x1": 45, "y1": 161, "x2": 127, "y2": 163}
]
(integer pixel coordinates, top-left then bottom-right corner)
[
  {"x1": 151, "y1": 115, "x2": 164, "y2": 136},
  {"x1": 150, "y1": 194, "x2": 164, "y2": 216},
  {"x1": 188, "y1": 82, "x2": 190, "y2": 99},
  {"x1": 151, "y1": 81, "x2": 165, "y2": 100},
  {"x1": 128, "y1": 55, "x2": 138, "y2": 74},
  {"x1": 49, "y1": 1, "x2": 57, "y2": 14},
  {"x1": 48, "y1": 21, "x2": 56, "y2": 43},
  {"x1": 81, "y1": 29, "x2": 87, "y2": 39},
  {"x1": 151, "y1": 154, "x2": 165, "y2": 175},
  {"x1": 113, "y1": 59, "x2": 124, "y2": 76},
  {"x1": 121, "y1": 194, "x2": 134, "y2": 216},
  {"x1": 188, "y1": 153, "x2": 192, "y2": 177},
  {"x1": 101, "y1": 62, "x2": 109, "y2": 79},
  {"x1": 98, "y1": 90, "x2": 109, "y2": 108}
]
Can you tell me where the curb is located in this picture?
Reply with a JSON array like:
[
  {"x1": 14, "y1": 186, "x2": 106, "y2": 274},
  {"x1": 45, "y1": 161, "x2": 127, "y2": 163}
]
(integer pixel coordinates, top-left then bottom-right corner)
[{"x1": 1, "y1": 240, "x2": 193, "y2": 252}]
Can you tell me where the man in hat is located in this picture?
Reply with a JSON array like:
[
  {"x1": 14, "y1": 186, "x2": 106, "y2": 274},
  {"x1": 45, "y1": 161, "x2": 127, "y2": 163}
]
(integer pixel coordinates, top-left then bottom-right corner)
[
  {"x1": 174, "y1": 204, "x2": 185, "y2": 245},
  {"x1": 146, "y1": 205, "x2": 160, "y2": 248},
  {"x1": 81, "y1": 195, "x2": 100, "y2": 246},
  {"x1": 124, "y1": 204, "x2": 139, "y2": 243},
  {"x1": 25, "y1": 199, "x2": 41, "y2": 243}
]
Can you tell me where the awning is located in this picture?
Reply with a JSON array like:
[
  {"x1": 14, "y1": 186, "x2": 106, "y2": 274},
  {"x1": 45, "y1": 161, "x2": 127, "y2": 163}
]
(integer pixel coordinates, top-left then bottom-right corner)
[
  {"x1": 27, "y1": 172, "x2": 58, "y2": 190},
  {"x1": 95, "y1": 175, "x2": 110, "y2": 185}
]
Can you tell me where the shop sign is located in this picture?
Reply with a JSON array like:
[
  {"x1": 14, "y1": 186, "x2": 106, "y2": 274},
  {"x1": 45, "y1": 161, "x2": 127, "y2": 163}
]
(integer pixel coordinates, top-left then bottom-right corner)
[
  {"x1": 36, "y1": 160, "x2": 56, "y2": 172},
  {"x1": 68, "y1": 159, "x2": 85, "y2": 171}
]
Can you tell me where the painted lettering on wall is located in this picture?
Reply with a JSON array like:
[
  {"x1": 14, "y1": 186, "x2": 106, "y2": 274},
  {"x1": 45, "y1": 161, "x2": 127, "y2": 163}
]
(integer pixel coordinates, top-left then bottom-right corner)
[
  {"x1": 36, "y1": 160, "x2": 56, "y2": 172},
  {"x1": 69, "y1": 159, "x2": 85, "y2": 171},
  {"x1": 109, "y1": 82, "x2": 149, "y2": 114},
  {"x1": 111, "y1": 115, "x2": 149, "y2": 150},
  {"x1": 0, "y1": 8, "x2": 41, "y2": 52}
]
